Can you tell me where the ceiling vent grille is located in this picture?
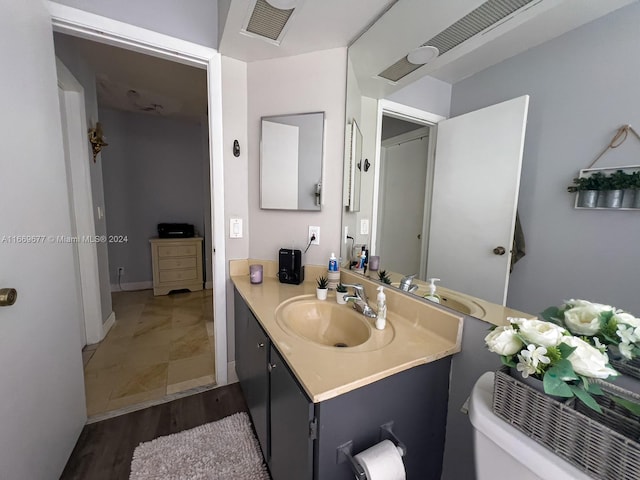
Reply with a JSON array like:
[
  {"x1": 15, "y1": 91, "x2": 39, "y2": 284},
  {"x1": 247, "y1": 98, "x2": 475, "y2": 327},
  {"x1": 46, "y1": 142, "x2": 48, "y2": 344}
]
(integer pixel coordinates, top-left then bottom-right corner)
[
  {"x1": 378, "y1": 0, "x2": 535, "y2": 82},
  {"x1": 244, "y1": 0, "x2": 294, "y2": 43}
]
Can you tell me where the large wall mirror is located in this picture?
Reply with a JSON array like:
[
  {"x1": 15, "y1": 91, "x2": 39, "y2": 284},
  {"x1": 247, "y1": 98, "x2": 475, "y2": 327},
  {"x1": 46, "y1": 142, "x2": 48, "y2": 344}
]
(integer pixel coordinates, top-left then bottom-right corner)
[
  {"x1": 340, "y1": 1, "x2": 530, "y2": 316},
  {"x1": 261, "y1": 112, "x2": 325, "y2": 211}
]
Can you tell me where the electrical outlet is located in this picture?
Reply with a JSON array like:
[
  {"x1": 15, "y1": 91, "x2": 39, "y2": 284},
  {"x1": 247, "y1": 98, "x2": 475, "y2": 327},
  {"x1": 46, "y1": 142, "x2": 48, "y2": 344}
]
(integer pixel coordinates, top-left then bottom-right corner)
[{"x1": 308, "y1": 226, "x2": 320, "y2": 246}]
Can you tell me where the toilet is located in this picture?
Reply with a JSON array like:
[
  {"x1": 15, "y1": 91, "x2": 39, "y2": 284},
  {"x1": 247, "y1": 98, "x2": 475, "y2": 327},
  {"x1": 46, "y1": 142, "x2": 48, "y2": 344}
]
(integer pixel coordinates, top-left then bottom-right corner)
[{"x1": 468, "y1": 372, "x2": 591, "y2": 480}]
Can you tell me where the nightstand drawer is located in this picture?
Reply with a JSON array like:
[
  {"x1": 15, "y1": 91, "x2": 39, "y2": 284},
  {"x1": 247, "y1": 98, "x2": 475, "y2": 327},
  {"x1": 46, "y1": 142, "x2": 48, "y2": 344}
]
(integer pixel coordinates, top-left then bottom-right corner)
[
  {"x1": 157, "y1": 245, "x2": 197, "y2": 258},
  {"x1": 159, "y1": 268, "x2": 198, "y2": 283},
  {"x1": 158, "y1": 257, "x2": 197, "y2": 270}
]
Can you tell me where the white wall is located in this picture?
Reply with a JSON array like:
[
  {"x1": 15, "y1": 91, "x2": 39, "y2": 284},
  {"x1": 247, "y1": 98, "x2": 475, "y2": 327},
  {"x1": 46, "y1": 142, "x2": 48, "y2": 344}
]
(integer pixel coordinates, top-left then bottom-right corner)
[
  {"x1": 387, "y1": 74, "x2": 452, "y2": 118},
  {"x1": 100, "y1": 108, "x2": 209, "y2": 286},
  {"x1": 247, "y1": 48, "x2": 347, "y2": 266},
  {"x1": 451, "y1": 1, "x2": 640, "y2": 316},
  {"x1": 53, "y1": 32, "x2": 113, "y2": 323},
  {"x1": 0, "y1": 1, "x2": 86, "y2": 477},
  {"x1": 51, "y1": 0, "x2": 218, "y2": 48},
  {"x1": 222, "y1": 56, "x2": 249, "y2": 362}
]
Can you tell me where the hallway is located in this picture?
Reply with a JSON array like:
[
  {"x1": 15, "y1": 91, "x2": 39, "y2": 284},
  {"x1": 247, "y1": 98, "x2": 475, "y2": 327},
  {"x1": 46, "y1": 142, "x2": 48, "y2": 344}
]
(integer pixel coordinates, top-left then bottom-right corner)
[{"x1": 83, "y1": 289, "x2": 215, "y2": 417}]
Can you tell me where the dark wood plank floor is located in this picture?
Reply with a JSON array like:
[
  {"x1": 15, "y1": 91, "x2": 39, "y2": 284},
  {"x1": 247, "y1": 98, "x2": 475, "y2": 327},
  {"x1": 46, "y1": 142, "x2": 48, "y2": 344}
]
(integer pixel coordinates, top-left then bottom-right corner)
[{"x1": 60, "y1": 383, "x2": 248, "y2": 480}]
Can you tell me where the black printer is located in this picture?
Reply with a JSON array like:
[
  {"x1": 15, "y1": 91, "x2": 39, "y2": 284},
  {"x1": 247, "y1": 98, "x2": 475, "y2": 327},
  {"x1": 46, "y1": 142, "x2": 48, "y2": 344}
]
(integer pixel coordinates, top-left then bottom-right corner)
[{"x1": 157, "y1": 223, "x2": 195, "y2": 238}]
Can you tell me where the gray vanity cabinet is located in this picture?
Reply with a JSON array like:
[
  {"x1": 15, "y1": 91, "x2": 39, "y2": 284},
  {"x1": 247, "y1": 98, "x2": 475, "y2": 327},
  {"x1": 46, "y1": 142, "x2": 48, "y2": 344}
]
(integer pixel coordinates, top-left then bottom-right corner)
[
  {"x1": 234, "y1": 288, "x2": 451, "y2": 480},
  {"x1": 269, "y1": 346, "x2": 314, "y2": 480},
  {"x1": 234, "y1": 290, "x2": 269, "y2": 458}
]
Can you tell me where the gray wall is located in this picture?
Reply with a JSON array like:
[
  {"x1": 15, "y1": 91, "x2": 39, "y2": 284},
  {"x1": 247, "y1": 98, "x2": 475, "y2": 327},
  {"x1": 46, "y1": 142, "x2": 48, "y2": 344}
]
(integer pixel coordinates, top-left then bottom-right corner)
[
  {"x1": 54, "y1": 33, "x2": 113, "y2": 323},
  {"x1": 441, "y1": 315, "x2": 502, "y2": 480},
  {"x1": 100, "y1": 108, "x2": 210, "y2": 285},
  {"x1": 451, "y1": 2, "x2": 640, "y2": 317},
  {"x1": 51, "y1": 0, "x2": 218, "y2": 48}
]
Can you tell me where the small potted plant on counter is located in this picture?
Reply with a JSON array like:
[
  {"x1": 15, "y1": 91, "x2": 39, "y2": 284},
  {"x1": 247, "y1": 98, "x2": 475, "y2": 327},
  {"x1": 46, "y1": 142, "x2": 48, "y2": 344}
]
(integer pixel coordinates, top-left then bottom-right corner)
[
  {"x1": 336, "y1": 283, "x2": 348, "y2": 304},
  {"x1": 378, "y1": 270, "x2": 392, "y2": 285},
  {"x1": 316, "y1": 276, "x2": 328, "y2": 301}
]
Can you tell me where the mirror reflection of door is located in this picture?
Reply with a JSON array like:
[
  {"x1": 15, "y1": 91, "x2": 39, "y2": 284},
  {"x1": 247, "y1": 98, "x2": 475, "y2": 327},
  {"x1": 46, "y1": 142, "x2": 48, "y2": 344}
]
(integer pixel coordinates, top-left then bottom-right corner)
[
  {"x1": 376, "y1": 117, "x2": 431, "y2": 275},
  {"x1": 427, "y1": 95, "x2": 529, "y2": 305}
]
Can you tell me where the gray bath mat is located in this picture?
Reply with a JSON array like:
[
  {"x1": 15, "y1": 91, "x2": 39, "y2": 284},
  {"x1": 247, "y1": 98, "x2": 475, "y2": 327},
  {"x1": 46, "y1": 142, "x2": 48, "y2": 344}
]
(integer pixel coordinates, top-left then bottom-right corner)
[{"x1": 130, "y1": 412, "x2": 269, "y2": 479}]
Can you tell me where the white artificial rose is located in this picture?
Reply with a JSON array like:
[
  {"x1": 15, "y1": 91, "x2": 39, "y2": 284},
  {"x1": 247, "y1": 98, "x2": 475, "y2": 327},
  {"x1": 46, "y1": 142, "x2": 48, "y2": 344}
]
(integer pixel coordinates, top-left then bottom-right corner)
[
  {"x1": 517, "y1": 319, "x2": 566, "y2": 347},
  {"x1": 561, "y1": 336, "x2": 618, "y2": 379},
  {"x1": 485, "y1": 326, "x2": 523, "y2": 356},
  {"x1": 563, "y1": 300, "x2": 612, "y2": 336},
  {"x1": 614, "y1": 312, "x2": 640, "y2": 329}
]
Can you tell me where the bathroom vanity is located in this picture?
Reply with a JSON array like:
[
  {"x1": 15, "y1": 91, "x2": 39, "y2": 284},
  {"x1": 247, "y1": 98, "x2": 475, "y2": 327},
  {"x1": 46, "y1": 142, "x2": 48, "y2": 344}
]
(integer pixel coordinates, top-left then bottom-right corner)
[{"x1": 232, "y1": 264, "x2": 463, "y2": 480}]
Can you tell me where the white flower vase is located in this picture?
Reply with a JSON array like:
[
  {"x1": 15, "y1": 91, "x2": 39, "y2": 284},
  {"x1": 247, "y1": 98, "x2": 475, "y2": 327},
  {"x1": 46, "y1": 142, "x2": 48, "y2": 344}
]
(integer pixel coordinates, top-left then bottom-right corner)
[
  {"x1": 316, "y1": 288, "x2": 328, "y2": 301},
  {"x1": 336, "y1": 291, "x2": 348, "y2": 304}
]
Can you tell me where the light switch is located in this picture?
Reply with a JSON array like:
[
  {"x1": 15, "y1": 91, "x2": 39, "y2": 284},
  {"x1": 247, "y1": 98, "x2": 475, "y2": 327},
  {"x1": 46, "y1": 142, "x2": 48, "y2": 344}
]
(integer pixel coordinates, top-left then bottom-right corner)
[
  {"x1": 97, "y1": 206, "x2": 104, "y2": 220},
  {"x1": 229, "y1": 218, "x2": 243, "y2": 238}
]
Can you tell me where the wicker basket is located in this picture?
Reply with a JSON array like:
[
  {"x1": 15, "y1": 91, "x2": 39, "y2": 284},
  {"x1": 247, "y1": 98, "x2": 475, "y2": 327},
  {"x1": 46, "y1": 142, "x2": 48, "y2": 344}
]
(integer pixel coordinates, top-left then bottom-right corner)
[
  {"x1": 610, "y1": 356, "x2": 640, "y2": 380},
  {"x1": 493, "y1": 366, "x2": 640, "y2": 480}
]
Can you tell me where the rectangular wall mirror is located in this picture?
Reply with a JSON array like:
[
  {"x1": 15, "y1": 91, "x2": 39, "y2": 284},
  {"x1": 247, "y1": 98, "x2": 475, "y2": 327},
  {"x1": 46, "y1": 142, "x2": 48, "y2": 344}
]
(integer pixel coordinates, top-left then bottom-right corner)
[
  {"x1": 260, "y1": 112, "x2": 325, "y2": 211},
  {"x1": 345, "y1": 119, "x2": 363, "y2": 212}
]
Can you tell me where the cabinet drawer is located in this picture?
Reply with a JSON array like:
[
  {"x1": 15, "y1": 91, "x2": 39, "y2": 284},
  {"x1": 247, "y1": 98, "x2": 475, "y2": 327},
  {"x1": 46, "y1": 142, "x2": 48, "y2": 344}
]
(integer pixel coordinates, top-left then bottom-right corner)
[
  {"x1": 159, "y1": 268, "x2": 198, "y2": 283},
  {"x1": 158, "y1": 257, "x2": 197, "y2": 270},
  {"x1": 157, "y1": 245, "x2": 197, "y2": 258}
]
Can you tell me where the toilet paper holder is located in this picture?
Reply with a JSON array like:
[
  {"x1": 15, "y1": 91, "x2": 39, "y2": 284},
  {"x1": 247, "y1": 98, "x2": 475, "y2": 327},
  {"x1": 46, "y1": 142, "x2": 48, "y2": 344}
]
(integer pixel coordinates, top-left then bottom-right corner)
[{"x1": 336, "y1": 422, "x2": 407, "y2": 479}]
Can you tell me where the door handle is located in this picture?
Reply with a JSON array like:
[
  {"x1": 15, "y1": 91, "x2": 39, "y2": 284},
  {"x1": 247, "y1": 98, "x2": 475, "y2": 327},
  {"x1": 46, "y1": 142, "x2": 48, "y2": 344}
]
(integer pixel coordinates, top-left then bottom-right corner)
[
  {"x1": 0, "y1": 288, "x2": 17, "y2": 306},
  {"x1": 493, "y1": 246, "x2": 506, "y2": 256}
]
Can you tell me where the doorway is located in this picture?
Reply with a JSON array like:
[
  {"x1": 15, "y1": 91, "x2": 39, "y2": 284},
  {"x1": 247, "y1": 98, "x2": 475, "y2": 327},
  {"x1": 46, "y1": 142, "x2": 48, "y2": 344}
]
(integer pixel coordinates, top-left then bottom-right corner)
[
  {"x1": 53, "y1": 7, "x2": 227, "y2": 416},
  {"x1": 376, "y1": 117, "x2": 432, "y2": 277}
]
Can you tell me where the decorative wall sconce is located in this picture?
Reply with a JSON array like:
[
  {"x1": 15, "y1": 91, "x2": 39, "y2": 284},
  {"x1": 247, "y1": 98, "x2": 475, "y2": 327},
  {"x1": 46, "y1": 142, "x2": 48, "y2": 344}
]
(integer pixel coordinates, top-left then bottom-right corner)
[{"x1": 88, "y1": 122, "x2": 108, "y2": 162}]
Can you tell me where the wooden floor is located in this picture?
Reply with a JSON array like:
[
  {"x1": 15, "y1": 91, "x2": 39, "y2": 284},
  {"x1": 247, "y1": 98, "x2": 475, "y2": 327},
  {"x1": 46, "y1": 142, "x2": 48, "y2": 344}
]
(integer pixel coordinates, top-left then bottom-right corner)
[{"x1": 61, "y1": 383, "x2": 248, "y2": 480}]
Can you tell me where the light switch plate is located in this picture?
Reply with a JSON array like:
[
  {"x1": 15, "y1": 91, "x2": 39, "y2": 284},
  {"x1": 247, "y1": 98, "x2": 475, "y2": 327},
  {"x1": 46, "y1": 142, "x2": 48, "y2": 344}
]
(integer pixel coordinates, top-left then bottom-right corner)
[
  {"x1": 229, "y1": 218, "x2": 243, "y2": 238},
  {"x1": 360, "y1": 219, "x2": 369, "y2": 235}
]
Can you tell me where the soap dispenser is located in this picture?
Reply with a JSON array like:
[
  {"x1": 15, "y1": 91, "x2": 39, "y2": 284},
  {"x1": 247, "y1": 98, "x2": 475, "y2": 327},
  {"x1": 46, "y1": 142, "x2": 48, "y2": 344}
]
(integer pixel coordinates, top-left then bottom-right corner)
[
  {"x1": 375, "y1": 286, "x2": 387, "y2": 330},
  {"x1": 424, "y1": 278, "x2": 441, "y2": 304}
]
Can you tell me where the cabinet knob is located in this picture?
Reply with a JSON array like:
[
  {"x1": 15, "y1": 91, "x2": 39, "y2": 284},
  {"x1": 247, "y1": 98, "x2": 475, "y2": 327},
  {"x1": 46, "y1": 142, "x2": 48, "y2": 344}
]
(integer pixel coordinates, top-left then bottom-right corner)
[
  {"x1": 268, "y1": 363, "x2": 277, "y2": 372},
  {"x1": 257, "y1": 342, "x2": 265, "y2": 348}
]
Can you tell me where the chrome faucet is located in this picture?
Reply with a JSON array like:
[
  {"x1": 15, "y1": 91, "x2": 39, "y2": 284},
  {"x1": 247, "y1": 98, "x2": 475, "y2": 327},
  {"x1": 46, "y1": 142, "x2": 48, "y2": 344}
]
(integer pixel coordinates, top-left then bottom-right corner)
[
  {"x1": 342, "y1": 283, "x2": 377, "y2": 318},
  {"x1": 399, "y1": 274, "x2": 419, "y2": 293}
]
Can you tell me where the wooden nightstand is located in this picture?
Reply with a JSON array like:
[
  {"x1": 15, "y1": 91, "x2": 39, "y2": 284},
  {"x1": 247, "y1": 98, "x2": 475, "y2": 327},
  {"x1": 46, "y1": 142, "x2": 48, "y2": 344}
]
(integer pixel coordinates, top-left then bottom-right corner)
[{"x1": 149, "y1": 237, "x2": 203, "y2": 296}]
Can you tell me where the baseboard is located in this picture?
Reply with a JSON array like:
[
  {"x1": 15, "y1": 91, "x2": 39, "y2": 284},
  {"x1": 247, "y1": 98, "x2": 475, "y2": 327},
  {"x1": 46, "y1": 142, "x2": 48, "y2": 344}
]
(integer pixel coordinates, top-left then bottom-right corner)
[
  {"x1": 110, "y1": 281, "x2": 153, "y2": 292},
  {"x1": 102, "y1": 311, "x2": 116, "y2": 339},
  {"x1": 205, "y1": 281, "x2": 214, "y2": 290},
  {"x1": 227, "y1": 361, "x2": 238, "y2": 384}
]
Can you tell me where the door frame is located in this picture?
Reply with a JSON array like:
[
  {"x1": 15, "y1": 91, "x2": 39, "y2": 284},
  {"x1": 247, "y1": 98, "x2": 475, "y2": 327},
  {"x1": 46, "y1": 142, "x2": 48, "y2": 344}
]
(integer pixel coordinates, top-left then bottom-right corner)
[
  {"x1": 372, "y1": 99, "x2": 444, "y2": 279},
  {"x1": 48, "y1": 2, "x2": 229, "y2": 385},
  {"x1": 56, "y1": 59, "x2": 102, "y2": 346}
]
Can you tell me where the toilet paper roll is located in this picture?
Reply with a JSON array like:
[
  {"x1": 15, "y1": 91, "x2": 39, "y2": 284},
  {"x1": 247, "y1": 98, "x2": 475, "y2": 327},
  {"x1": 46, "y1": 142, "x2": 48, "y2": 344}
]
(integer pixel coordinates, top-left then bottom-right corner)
[{"x1": 354, "y1": 440, "x2": 406, "y2": 480}]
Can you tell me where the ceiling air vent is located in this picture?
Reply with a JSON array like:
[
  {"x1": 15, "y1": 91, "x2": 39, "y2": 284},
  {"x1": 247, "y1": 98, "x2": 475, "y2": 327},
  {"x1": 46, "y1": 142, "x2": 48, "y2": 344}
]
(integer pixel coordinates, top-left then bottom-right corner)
[
  {"x1": 378, "y1": 0, "x2": 536, "y2": 82},
  {"x1": 243, "y1": 0, "x2": 295, "y2": 44}
]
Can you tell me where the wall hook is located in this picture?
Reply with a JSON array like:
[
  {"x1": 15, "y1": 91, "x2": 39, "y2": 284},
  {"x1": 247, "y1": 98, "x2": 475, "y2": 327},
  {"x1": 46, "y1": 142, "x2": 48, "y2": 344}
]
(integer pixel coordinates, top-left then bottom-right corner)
[{"x1": 357, "y1": 158, "x2": 370, "y2": 172}]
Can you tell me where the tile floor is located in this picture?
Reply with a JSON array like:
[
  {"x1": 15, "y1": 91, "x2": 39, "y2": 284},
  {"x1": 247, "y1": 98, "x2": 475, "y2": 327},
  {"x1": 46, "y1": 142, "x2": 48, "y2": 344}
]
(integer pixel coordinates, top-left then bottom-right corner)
[{"x1": 83, "y1": 289, "x2": 215, "y2": 417}]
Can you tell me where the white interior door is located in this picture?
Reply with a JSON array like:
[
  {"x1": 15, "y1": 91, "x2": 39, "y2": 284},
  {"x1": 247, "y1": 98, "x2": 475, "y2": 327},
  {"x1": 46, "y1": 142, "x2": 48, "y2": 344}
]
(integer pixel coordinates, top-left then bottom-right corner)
[
  {"x1": 427, "y1": 96, "x2": 529, "y2": 305},
  {"x1": 378, "y1": 135, "x2": 429, "y2": 275},
  {"x1": 0, "y1": 2, "x2": 86, "y2": 478}
]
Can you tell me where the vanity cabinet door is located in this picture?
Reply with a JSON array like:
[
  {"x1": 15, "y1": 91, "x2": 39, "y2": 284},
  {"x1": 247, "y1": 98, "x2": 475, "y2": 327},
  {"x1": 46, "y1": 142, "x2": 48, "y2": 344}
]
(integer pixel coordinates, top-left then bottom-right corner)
[
  {"x1": 269, "y1": 346, "x2": 314, "y2": 480},
  {"x1": 234, "y1": 290, "x2": 269, "y2": 459}
]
